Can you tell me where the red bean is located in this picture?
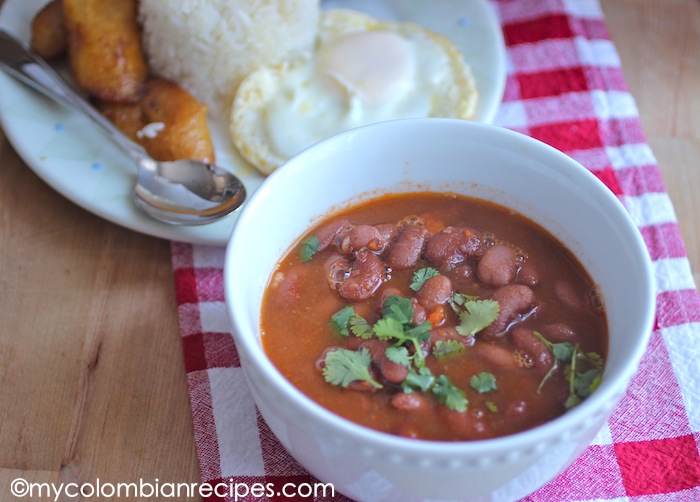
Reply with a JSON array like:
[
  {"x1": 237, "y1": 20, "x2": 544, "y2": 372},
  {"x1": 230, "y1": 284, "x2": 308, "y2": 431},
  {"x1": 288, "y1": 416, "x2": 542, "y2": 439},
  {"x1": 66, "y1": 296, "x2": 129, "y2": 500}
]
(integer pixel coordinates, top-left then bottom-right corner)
[
  {"x1": 477, "y1": 244, "x2": 518, "y2": 287},
  {"x1": 315, "y1": 218, "x2": 350, "y2": 251},
  {"x1": 337, "y1": 224, "x2": 389, "y2": 254},
  {"x1": 324, "y1": 254, "x2": 351, "y2": 290},
  {"x1": 424, "y1": 226, "x2": 484, "y2": 269},
  {"x1": 481, "y1": 285, "x2": 535, "y2": 340},
  {"x1": 448, "y1": 263, "x2": 475, "y2": 288},
  {"x1": 542, "y1": 323, "x2": 577, "y2": 342},
  {"x1": 416, "y1": 275, "x2": 454, "y2": 312},
  {"x1": 390, "y1": 392, "x2": 428, "y2": 412},
  {"x1": 439, "y1": 408, "x2": 491, "y2": 440},
  {"x1": 473, "y1": 341, "x2": 517, "y2": 369},
  {"x1": 554, "y1": 280, "x2": 585, "y2": 311},
  {"x1": 428, "y1": 326, "x2": 475, "y2": 352},
  {"x1": 511, "y1": 327, "x2": 553, "y2": 372},
  {"x1": 517, "y1": 260, "x2": 540, "y2": 287},
  {"x1": 384, "y1": 224, "x2": 430, "y2": 270},
  {"x1": 375, "y1": 223, "x2": 397, "y2": 244},
  {"x1": 412, "y1": 300, "x2": 427, "y2": 325},
  {"x1": 360, "y1": 340, "x2": 409, "y2": 384},
  {"x1": 394, "y1": 423, "x2": 420, "y2": 438},
  {"x1": 272, "y1": 268, "x2": 306, "y2": 308},
  {"x1": 336, "y1": 249, "x2": 385, "y2": 302},
  {"x1": 379, "y1": 286, "x2": 402, "y2": 303}
]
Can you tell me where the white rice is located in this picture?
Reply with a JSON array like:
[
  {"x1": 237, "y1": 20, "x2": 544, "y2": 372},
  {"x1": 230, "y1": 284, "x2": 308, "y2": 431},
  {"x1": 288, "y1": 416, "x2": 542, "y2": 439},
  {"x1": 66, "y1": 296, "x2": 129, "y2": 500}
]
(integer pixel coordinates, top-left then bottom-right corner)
[{"x1": 139, "y1": 0, "x2": 321, "y2": 114}]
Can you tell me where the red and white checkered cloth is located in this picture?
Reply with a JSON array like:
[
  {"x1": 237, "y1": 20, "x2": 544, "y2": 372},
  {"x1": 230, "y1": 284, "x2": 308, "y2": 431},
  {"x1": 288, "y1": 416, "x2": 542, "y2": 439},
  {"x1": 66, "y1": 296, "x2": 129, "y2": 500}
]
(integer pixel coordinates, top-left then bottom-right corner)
[{"x1": 170, "y1": 1, "x2": 700, "y2": 500}]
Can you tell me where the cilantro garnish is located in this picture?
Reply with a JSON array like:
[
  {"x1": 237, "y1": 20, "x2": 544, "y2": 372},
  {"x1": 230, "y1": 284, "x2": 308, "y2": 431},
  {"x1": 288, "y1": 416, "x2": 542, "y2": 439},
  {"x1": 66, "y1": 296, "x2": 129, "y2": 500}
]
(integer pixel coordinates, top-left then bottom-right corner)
[
  {"x1": 455, "y1": 299, "x2": 500, "y2": 337},
  {"x1": 381, "y1": 295, "x2": 414, "y2": 324},
  {"x1": 448, "y1": 293, "x2": 478, "y2": 313},
  {"x1": 330, "y1": 306, "x2": 374, "y2": 339},
  {"x1": 323, "y1": 293, "x2": 500, "y2": 413},
  {"x1": 300, "y1": 236, "x2": 320, "y2": 262},
  {"x1": 470, "y1": 372, "x2": 497, "y2": 394},
  {"x1": 373, "y1": 316, "x2": 406, "y2": 341},
  {"x1": 532, "y1": 331, "x2": 575, "y2": 393},
  {"x1": 385, "y1": 346, "x2": 411, "y2": 366},
  {"x1": 322, "y1": 348, "x2": 383, "y2": 389},
  {"x1": 375, "y1": 296, "x2": 432, "y2": 367},
  {"x1": 402, "y1": 366, "x2": 436, "y2": 393},
  {"x1": 349, "y1": 315, "x2": 374, "y2": 339},
  {"x1": 410, "y1": 267, "x2": 440, "y2": 292},
  {"x1": 432, "y1": 375, "x2": 468, "y2": 412},
  {"x1": 531, "y1": 331, "x2": 604, "y2": 408},
  {"x1": 330, "y1": 305, "x2": 355, "y2": 337},
  {"x1": 564, "y1": 349, "x2": 604, "y2": 409},
  {"x1": 432, "y1": 339, "x2": 465, "y2": 358}
]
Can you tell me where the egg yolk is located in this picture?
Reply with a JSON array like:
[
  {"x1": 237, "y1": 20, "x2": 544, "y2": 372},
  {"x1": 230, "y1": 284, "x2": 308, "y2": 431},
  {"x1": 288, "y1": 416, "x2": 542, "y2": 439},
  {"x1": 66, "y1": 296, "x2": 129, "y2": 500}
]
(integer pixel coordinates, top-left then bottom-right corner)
[{"x1": 317, "y1": 30, "x2": 417, "y2": 105}]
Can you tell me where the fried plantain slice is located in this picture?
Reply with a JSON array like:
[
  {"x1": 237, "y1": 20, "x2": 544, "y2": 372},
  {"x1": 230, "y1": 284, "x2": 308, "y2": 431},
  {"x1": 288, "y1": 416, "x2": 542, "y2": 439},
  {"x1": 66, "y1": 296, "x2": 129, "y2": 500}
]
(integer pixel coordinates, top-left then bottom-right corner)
[{"x1": 63, "y1": 0, "x2": 147, "y2": 103}]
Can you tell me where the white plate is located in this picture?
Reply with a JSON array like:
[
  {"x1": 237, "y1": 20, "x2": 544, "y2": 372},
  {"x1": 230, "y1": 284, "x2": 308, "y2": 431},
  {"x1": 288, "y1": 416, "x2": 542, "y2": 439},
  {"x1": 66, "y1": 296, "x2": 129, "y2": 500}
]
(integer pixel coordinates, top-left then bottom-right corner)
[{"x1": 0, "y1": 0, "x2": 505, "y2": 246}]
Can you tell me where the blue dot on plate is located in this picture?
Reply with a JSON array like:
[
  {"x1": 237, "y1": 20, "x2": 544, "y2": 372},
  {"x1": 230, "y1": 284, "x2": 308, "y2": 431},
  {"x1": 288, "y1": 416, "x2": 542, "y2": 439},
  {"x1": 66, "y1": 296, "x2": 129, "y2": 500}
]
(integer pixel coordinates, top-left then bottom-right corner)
[
  {"x1": 91, "y1": 162, "x2": 103, "y2": 171},
  {"x1": 457, "y1": 16, "x2": 471, "y2": 27},
  {"x1": 54, "y1": 123, "x2": 65, "y2": 132}
]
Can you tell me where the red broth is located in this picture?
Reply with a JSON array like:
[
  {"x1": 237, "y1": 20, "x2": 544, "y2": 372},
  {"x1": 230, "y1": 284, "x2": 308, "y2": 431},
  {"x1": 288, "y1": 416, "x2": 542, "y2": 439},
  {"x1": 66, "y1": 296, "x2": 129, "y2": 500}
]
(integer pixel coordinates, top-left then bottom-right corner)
[{"x1": 261, "y1": 193, "x2": 607, "y2": 441}]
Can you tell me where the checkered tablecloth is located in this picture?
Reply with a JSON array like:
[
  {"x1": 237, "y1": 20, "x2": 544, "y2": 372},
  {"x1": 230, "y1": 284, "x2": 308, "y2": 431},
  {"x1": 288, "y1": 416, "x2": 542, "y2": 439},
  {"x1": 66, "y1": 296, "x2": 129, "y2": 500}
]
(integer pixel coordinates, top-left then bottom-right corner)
[{"x1": 170, "y1": 1, "x2": 700, "y2": 500}]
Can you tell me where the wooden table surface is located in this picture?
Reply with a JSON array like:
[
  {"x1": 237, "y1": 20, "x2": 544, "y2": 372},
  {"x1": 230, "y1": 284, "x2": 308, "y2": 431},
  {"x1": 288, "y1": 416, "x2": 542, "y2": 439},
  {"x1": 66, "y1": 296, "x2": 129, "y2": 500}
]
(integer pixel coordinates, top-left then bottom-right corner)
[{"x1": 1, "y1": 0, "x2": 698, "y2": 499}]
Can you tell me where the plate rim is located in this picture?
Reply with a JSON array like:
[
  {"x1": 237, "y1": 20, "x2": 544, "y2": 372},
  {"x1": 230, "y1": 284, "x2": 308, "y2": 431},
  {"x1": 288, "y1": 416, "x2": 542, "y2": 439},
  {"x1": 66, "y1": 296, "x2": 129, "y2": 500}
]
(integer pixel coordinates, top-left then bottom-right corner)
[{"x1": 0, "y1": 0, "x2": 506, "y2": 247}]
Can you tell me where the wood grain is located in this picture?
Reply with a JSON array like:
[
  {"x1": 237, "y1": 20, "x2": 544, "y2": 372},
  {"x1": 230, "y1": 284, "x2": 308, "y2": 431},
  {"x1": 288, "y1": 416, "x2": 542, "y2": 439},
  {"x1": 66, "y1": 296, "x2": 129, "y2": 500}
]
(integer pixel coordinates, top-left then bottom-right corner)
[
  {"x1": 0, "y1": 0, "x2": 697, "y2": 500},
  {"x1": 601, "y1": 0, "x2": 700, "y2": 288},
  {"x1": 0, "y1": 114, "x2": 201, "y2": 494}
]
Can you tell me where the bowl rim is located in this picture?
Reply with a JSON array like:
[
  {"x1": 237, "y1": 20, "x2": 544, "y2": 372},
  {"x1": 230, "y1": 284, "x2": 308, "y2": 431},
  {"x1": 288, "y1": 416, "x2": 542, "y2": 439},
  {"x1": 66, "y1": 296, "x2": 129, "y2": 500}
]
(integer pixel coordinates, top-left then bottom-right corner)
[{"x1": 224, "y1": 118, "x2": 656, "y2": 455}]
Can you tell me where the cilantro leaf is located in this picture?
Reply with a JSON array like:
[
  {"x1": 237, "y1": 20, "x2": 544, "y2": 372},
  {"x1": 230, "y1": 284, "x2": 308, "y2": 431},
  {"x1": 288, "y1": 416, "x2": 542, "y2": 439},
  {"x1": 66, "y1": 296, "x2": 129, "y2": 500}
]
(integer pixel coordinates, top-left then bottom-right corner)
[
  {"x1": 531, "y1": 332, "x2": 575, "y2": 363},
  {"x1": 552, "y1": 342, "x2": 575, "y2": 362},
  {"x1": 385, "y1": 346, "x2": 411, "y2": 366},
  {"x1": 349, "y1": 314, "x2": 374, "y2": 339},
  {"x1": 322, "y1": 348, "x2": 382, "y2": 389},
  {"x1": 432, "y1": 375, "x2": 468, "y2": 412},
  {"x1": 586, "y1": 351, "x2": 605, "y2": 369},
  {"x1": 381, "y1": 295, "x2": 414, "y2": 324},
  {"x1": 402, "y1": 366, "x2": 435, "y2": 393},
  {"x1": 470, "y1": 372, "x2": 497, "y2": 393},
  {"x1": 404, "y1": 320, "x2": 432, "y2": 343},
  {"x1": 564, "y1": 394, "x2": 582, "y2": 409},
  {"x1": 330, "y1": 305, "x2": 355, "y2": 337},
  {"x1": 410, "y1": 267, "x2": 440, "y2": 292},
  {"x1": 455, "y1": 299, "x2": 500, "y2": 337},
  {"x1": 448, "y1": 293, "x2": 478, "y2": 314},
  {"x1": 373, "y1": 317, "x2": 406, "y2": 341},
  {"x1": 532, "y1": 331, "x2": 605, "y2": 408},
  {"x1": 485, "y1": 401, "x2": 499, "y2": 413},
  {"x1": 432, "y1": 339, "x2": 465, "y2": 358},
  {"x1": 574, "y1": 368, "x2": 603, "y2": 398},
  {"x1": 300, "y1": 236, "x2": 320, "y2": 262}
]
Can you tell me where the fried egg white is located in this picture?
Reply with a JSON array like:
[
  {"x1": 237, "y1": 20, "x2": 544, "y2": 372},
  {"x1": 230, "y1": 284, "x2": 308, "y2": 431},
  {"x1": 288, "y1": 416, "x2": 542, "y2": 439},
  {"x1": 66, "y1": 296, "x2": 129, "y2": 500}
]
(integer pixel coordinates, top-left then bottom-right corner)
[{"x1": 230, "y1": 9, "x2": 479, "y2": 175}]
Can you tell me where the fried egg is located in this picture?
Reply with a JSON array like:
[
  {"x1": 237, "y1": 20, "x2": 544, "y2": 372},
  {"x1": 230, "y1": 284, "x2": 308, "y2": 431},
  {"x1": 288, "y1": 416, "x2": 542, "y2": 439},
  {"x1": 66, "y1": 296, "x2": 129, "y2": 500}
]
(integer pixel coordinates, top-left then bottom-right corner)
[{"x1": 231, "y1": 9, "x2": 479, "y2": 175}]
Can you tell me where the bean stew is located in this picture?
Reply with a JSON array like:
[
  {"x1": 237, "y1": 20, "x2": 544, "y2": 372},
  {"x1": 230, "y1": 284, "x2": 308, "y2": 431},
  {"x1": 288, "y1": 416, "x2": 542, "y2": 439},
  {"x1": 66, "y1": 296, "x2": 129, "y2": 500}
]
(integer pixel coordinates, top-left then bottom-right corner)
[{"x1": 260, "y1": 192, "x2": 607, "y2": 441}]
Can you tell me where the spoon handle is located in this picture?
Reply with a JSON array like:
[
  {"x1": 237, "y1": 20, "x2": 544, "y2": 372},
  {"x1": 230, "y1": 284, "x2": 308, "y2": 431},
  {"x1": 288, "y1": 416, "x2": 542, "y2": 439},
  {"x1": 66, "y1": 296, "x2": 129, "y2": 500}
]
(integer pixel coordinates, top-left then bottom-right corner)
[{"x1": 0, "y1": 29, "x2": 151, "y2": 167}]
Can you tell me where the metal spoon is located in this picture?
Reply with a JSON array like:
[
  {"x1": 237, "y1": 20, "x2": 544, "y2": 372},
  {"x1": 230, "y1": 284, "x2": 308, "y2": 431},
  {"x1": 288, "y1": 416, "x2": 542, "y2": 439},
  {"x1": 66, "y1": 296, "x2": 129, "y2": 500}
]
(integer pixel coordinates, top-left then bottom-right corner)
[{"x1": 0, "y1": 29, "x2": 246, "y2": 225}]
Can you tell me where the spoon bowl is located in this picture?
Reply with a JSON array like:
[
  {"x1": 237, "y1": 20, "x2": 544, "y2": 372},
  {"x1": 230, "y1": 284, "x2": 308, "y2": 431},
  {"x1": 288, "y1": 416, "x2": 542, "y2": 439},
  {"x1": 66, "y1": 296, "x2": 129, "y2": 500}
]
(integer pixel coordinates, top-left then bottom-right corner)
[{"x1": 0, "y1": 29, "x2": 246, "y2": 225}]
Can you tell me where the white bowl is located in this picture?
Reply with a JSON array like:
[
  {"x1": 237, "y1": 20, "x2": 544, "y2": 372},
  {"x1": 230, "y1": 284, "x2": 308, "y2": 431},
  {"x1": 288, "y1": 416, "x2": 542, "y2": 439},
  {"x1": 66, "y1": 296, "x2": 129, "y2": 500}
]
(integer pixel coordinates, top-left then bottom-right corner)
[{"x1": 224, "y1": 118, "x2": 655, "y2": 501}]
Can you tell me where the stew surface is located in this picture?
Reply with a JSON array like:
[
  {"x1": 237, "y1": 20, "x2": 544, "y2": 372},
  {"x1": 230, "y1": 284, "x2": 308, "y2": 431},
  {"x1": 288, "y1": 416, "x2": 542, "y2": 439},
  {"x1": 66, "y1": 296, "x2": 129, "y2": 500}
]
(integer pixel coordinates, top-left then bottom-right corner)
[{"x1": 261, "y1": 192, "x2": 607, "y2": 441}]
